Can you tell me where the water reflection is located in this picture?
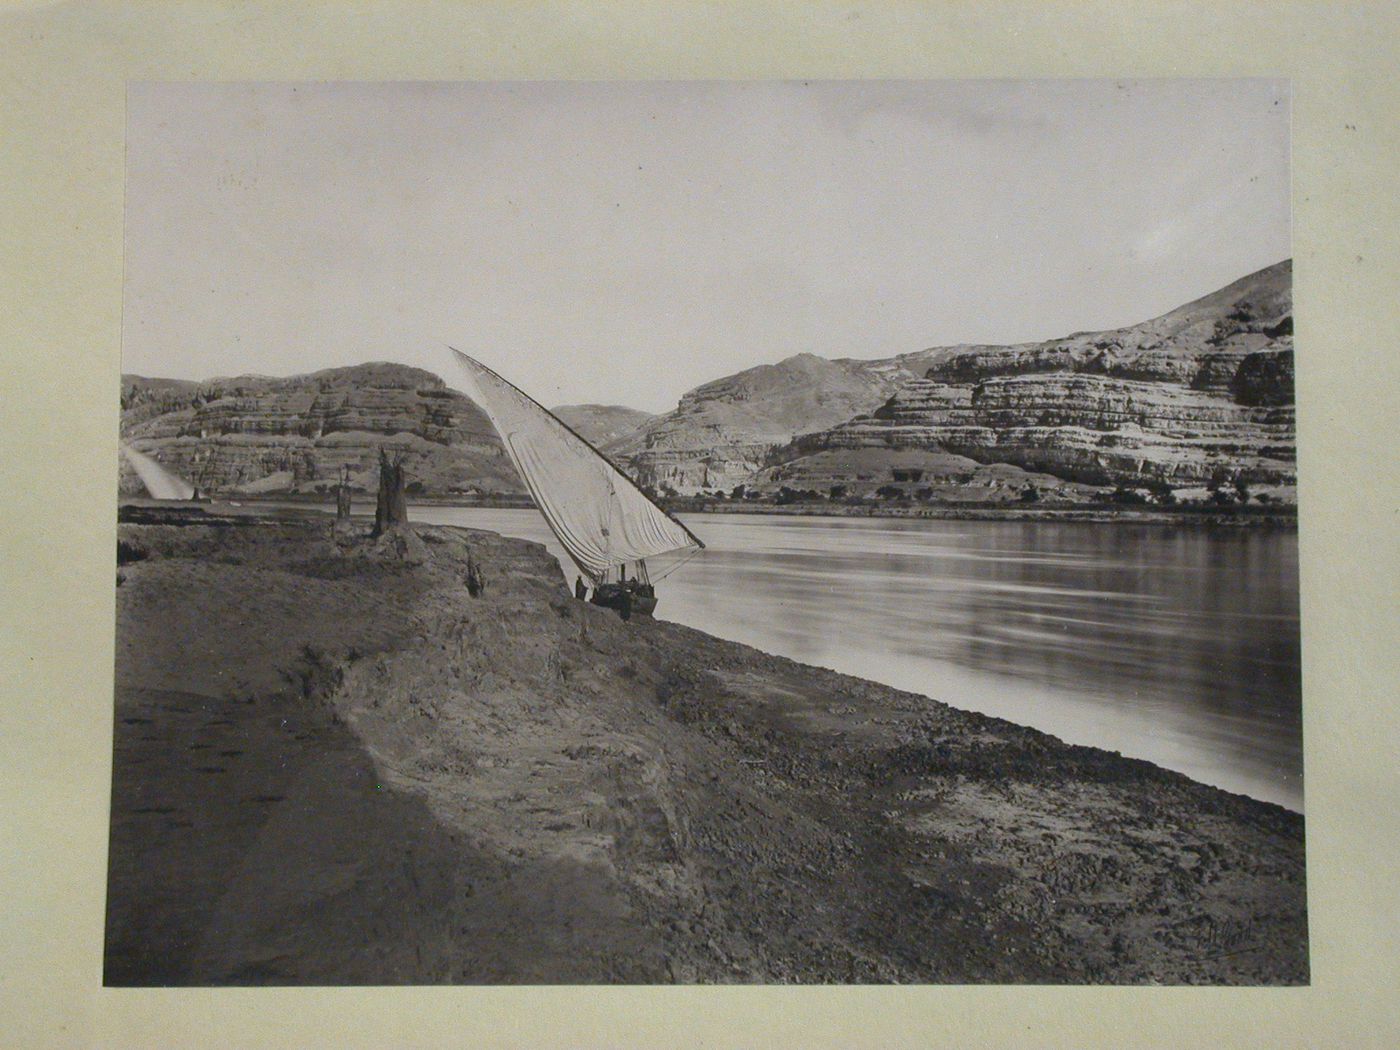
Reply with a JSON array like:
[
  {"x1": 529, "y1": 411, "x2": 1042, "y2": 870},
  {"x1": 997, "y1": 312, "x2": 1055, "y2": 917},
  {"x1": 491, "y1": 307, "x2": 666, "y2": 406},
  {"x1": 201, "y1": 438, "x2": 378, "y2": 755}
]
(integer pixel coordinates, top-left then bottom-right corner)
[{"x1": 412, "y1": 506, "x2": 1303, "y2": 812}]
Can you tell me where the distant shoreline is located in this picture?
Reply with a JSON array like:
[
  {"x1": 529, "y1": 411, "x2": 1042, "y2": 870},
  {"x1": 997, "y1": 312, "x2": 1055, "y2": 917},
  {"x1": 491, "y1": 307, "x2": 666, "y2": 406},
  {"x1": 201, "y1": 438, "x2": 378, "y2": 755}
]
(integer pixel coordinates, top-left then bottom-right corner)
[{"x1": 213, "y1": 491, "x2": 1299, "y2": 527}]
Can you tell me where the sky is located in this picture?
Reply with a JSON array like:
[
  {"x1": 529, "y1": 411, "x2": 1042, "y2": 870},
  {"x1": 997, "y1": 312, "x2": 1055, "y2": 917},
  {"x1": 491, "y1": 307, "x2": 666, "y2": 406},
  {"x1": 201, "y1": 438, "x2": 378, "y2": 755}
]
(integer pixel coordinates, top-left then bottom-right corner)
[{"x1": 123, "y1": 80, "x2": 1290, "y2": 413}]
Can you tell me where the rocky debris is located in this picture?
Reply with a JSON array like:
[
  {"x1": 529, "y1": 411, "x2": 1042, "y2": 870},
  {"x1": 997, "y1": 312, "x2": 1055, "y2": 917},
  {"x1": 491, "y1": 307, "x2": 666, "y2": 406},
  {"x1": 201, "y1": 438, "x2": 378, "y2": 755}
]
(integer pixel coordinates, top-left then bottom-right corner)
[
  {"x1": 741, "y1": 445, "x2": 1095, "y2": 504},
  {"x1": 107, "y1": 508, "x2": 1306, "y2": 985}
]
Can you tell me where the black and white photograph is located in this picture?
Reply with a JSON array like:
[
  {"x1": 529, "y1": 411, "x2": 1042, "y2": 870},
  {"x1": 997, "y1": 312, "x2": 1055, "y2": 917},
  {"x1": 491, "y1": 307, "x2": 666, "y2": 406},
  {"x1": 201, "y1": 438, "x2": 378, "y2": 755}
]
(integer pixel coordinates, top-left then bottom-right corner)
[{"x1": 107, "y1": 79, "x2": 1304, "y2": 986}]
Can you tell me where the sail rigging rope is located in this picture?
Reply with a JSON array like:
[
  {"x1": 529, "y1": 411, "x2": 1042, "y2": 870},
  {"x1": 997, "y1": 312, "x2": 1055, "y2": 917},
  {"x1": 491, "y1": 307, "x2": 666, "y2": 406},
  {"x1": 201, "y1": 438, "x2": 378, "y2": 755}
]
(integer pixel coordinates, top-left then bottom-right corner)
[{"x1": 653, "y1": 546, "x2": 702, "y2": 581}]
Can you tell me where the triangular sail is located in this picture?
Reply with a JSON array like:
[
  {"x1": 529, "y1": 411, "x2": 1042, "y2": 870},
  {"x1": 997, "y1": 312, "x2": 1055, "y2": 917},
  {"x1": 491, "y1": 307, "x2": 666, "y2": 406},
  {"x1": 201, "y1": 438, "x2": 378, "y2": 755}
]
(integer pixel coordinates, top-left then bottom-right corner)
[
  {"x1": 448, "y1": 349, "x2": 702, "y2": 582},
  {"x1": 121, "y1": 442, "x2": 195, "y2": 500}
]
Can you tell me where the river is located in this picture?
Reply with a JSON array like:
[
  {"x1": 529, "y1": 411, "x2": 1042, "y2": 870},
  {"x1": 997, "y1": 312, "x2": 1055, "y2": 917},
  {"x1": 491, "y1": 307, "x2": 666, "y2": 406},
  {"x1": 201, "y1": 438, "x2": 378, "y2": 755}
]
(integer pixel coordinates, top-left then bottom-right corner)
[{"x1": 408, "y1": 506, "x2": 1303, "y2": 812}]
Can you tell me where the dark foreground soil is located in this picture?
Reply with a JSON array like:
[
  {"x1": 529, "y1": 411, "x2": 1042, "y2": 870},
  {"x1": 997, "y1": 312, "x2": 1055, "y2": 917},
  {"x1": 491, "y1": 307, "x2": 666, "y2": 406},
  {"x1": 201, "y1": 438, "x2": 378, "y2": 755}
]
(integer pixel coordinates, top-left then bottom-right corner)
[{"x1": 106, "y1": 505, "x2": 1307, "y2": 985}]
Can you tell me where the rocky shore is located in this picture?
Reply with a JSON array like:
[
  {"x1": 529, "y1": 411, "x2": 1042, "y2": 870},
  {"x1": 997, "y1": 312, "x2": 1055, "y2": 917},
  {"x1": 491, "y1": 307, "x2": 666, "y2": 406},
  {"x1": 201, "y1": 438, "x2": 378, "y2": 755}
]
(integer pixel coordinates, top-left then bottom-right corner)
[{"x1": 106, "y1": 505, "x2": 1308, "y2": 985}]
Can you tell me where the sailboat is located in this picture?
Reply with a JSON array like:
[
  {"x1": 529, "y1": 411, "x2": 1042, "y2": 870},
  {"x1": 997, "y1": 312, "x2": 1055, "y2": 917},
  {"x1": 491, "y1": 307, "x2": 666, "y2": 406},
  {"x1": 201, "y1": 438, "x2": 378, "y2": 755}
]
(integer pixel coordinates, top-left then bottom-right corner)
[
  {"x1": 120, "y1": 441, "x2": 204, "y2": 501},
  {"x1": 448, "y1": 349, "x2": 703, "y2": 617}
]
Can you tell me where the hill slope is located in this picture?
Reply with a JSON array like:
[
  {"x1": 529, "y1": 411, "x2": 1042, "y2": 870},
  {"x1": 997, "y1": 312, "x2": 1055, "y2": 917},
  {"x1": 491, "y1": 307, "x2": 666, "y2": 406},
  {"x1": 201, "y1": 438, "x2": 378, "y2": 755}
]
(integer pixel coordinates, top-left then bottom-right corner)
[
  {"x1": 619, "y1": 262, "x2": 1294, "y2": 499},
  {"x1": 120, "y1": 363, "x2": 525, "y2": 498},
  {"x1": 120, "y1": 263, "x2": 1294, "y2": 503},
  {"x1": 607, "y1": 352, "x2": 923, "y2": 493},
  {"x1": 550, "y1": 404, "x2": 654, "y2": 448},
  {"x1": 764, "y1": 260, "x2": 1293, "y2": 498}
]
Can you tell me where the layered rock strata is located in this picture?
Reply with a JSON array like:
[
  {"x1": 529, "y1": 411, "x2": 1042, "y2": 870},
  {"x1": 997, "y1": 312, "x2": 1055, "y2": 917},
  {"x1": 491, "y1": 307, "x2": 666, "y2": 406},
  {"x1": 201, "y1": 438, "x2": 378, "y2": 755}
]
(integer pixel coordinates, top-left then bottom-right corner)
[
  {"x1": 771, "y1": 261, "x2": 1296, "y2": 491},
  {"x1": 120, "y1": 261, "x2": 1295, "y2": 500},
  {"x1": 120, "y1": 363, "x2": 524, "y2": 498},
  {"x1": 799, "y1": 369, "x2": 1294, "y2": 487}
]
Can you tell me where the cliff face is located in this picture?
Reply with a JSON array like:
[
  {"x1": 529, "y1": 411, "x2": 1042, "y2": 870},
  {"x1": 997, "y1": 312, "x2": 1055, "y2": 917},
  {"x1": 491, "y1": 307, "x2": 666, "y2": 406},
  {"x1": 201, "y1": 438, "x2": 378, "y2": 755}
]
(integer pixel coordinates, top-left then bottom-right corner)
[
  {"x1": 120, "y1": 363, "x2": 525, "y2": 498},
  {"x1": 785, "y1": 261, "x2": 1294, "y2": 490},
  {"x1": 741, "y1": 261, "x2": 1296, "y2": 497},
  {"x1": 122, "y1": 262, "x2": 1294, "y2": 501},
  {"x1": 924, "y1": 261, "x2": 1293, "y2": 388},
  {"x1": 603, "y1": 261, "x2": 1294, "y2": 497},
  {"x1": 793, "y1": 370, "x2": 1293, "y2": 489}
]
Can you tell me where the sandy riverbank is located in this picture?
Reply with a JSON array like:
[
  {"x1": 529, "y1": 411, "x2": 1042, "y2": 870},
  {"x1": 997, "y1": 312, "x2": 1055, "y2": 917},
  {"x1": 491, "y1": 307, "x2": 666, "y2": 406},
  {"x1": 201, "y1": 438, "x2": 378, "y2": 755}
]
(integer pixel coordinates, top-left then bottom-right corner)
[{"x1": 106, "y1": 505, "x2": 1307, "y2": 984}]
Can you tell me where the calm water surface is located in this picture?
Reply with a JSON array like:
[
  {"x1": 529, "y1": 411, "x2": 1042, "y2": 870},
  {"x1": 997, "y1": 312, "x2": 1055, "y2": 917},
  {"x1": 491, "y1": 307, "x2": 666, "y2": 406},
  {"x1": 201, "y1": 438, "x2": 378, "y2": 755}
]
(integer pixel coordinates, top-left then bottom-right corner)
[{"x1": 411, "y1": 507, "x2": 1303, "y2": 811}]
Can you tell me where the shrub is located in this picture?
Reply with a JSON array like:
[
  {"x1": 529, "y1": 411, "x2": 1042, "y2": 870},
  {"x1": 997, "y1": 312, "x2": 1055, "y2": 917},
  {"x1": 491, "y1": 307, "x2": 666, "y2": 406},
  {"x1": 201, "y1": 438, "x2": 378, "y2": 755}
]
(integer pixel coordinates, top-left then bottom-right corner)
[
  {"x1": 1145, "y1": 478, "x2": 1177, "y2": 505},
  {"x1": 1110, "y1": 485, "x2": 1148, "y2": 505}
]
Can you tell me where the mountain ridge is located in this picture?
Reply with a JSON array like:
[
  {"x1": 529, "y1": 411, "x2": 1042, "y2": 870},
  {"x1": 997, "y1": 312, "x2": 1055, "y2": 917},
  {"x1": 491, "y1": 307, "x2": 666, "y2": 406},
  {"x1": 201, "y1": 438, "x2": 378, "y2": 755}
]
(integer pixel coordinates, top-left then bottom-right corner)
[
  {"x1": 121, "y1": 261, "x2": 1293, "y2": 503},
  {"x1": 622, "y1": 260, "x2": 1294, "y2": 499},
  {"x1": 550, "y1": 404, "x2": 655, "y2": 448},
  {"x1": 119, "y1": 362, "x2": 525, "y2": 498}
]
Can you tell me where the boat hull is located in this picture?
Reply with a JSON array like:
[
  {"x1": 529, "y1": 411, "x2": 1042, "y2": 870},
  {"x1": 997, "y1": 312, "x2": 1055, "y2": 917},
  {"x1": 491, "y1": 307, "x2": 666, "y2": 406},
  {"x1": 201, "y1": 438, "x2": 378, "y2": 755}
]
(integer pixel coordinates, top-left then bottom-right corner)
[{"x1": 590, "y1": 584, "x2": 657, "y2": 619}]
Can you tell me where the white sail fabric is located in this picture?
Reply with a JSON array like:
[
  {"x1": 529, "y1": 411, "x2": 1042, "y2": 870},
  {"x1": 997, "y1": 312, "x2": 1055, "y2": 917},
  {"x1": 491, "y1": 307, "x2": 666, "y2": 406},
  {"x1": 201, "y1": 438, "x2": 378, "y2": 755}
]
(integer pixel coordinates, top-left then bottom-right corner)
[
  {"x1": 121, "y1": 442, "x2": 195, "y2": 500},
  {"x1": 449, "y1": 350, "x2": 702, "y2": 581}
]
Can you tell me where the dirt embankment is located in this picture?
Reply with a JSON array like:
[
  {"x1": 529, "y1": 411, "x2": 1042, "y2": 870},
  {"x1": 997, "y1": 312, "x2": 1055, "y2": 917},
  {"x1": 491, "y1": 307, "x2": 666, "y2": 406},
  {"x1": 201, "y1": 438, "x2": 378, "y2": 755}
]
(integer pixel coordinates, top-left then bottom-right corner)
[{"x1": 107, "y1": 506, "x2": 1307, "y2": 985}]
